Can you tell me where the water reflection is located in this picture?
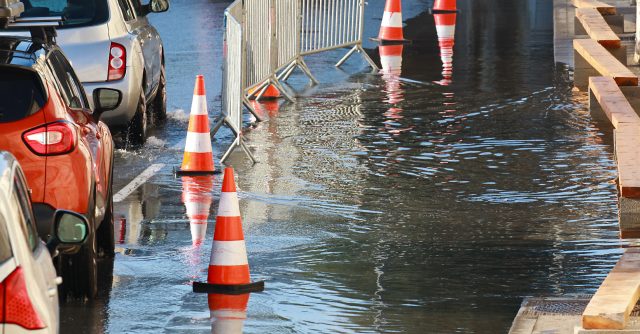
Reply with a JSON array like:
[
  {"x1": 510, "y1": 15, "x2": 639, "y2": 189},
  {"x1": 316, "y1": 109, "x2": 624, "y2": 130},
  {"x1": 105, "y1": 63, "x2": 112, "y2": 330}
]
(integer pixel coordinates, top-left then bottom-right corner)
[
  {"x1": 182, "y1": 175, "x2": 215, "y2": 246},
  {"x1": 209, "y1": 294, "x2": 250, "y2": 334},
  {"x1": 434, "y1": 12, "x2": 456, "y2": 85}
]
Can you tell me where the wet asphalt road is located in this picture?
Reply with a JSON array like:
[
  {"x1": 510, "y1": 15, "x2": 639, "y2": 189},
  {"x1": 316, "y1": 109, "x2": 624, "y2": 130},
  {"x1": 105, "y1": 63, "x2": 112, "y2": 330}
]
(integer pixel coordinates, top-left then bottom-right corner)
[{"x1": 61, "y1": 0, "x2": 626, "y2": 333}]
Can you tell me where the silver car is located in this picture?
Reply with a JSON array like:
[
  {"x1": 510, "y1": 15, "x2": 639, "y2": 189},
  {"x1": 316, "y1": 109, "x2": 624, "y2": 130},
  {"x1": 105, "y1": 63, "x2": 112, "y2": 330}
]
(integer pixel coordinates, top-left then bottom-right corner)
[
  {"x1": 19, "y1": 0, "x2": 169, "y2": 145},
  {"x1": 0, "y1": 151, "x2": 89, "y2": 334}
]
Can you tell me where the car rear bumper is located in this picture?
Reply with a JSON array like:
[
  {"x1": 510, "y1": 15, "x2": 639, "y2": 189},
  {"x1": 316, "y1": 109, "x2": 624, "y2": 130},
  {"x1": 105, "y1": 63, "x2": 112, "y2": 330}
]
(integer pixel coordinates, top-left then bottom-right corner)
[{"x1": 83, "y1": 68, "x2": 141, "y2": 127}]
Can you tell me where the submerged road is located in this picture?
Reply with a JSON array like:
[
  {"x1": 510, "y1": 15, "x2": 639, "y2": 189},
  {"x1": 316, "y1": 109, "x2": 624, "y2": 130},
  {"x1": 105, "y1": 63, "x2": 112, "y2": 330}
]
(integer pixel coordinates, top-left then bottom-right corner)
[{"x1": 61, "y1": 0, "x2": 625, "y2": 333}]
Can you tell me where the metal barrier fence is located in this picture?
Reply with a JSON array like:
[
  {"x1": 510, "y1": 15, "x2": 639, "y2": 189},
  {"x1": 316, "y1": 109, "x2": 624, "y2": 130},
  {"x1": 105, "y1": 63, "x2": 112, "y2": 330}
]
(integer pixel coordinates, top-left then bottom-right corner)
[{"x1": 213, "y1": 0, "x2": 378, "y2": 163}]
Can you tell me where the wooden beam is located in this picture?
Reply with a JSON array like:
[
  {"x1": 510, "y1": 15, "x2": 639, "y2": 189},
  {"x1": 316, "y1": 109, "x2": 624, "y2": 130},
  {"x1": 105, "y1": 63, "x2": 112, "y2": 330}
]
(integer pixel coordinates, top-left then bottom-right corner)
[
  {"x1": 575, "y1": 8, "x2": 621, "y2": 49},
  {"x1": 582, "y1": 248, "x2": 640, "y2": 329},
  {"x1": 616, "y1": 127, "x2": 640, "y2": 198},
  {"x1": 589, "y1": 77, "x2": 640, "y2": 128},
  {"x1": 574, "y1": 39, "x2": 638, "y2": 86},
  {"x1": 573, "y1": 0, "x2": 617, "y2": 15}
]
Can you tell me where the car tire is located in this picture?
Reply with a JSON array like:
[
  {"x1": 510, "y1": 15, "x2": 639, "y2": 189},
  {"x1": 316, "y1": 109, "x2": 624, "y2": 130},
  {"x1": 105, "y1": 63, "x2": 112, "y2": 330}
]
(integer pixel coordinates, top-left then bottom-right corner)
[
  {"x1": 153, "y1": 65, "x2": 167, "y2": 124},
  {"x1": 126, "y1": 91, "x2": 147, "y2": 146},
  {"x1": 97, "y1": 173, "x2": 115, "y2": 258},
  {"x1": 59, "y1": 194, "x2": 98, "y2": 300}
]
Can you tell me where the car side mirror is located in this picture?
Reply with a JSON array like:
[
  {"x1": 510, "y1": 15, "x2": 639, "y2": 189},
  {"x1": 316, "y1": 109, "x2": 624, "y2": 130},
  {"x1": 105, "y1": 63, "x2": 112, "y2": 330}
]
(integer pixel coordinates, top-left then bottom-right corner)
[
  {"x1": 149, "y1": 0, "x2": 169, "y2": 13},
  {"x1": 46, "y1": 210, "x2": 89, "y2": 255},
  {"x1": 93, "y1": 88, "x2": 122, "y2": 121}
]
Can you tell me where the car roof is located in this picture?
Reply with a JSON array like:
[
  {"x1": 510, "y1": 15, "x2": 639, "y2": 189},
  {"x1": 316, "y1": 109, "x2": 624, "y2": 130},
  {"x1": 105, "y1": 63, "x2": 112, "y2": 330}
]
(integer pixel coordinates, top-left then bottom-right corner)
[
  {"x1": 0, "y1": 151, "x2": 18, "y2": 198},
  {"x1": 0, "y1": 36, "x2": 49, "y2": 69}
]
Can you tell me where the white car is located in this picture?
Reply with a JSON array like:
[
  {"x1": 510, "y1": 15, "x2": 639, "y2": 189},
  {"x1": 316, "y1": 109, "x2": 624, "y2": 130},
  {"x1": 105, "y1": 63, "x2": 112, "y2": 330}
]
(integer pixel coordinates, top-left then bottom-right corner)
[
  {"x1": 0, "y1": 152, "x2": 89, "y2": 334},
  {"x1": 18, "y1": 0, "x2": 169, "y2": 145}
]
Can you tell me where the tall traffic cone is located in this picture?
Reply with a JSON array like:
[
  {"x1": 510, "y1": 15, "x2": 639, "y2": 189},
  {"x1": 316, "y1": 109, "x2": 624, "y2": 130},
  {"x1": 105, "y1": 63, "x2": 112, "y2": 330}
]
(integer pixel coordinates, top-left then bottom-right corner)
[
  {"x1": 371, "y1": 0, "x2": 410, "y2": 44},
  {"x1": 209, "y1": 294, "x2": 250, "y2": 334},
  {"x1": 379, "y1": 45, "x2": 404, "y2": 105},
  {"x1": 431, "y1": 0, "x2": 457, "y2": 13},
  {"x1": 434, "y1": 13, "x2": 456, "y2": 86},
  {"x1": 193, "y1": 167, "x2": 264, "y2": 294},
  {"x1": 176, "y1": 75, "x2": 216, "y2": 176},
  {"x1": 182, "y1": 175, "x2": 215, "y2": 246}
]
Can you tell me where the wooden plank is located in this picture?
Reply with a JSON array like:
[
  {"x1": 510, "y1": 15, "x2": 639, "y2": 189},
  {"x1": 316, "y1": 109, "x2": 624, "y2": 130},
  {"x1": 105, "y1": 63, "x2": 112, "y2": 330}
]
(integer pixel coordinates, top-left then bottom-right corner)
[
  {"x1": 572, "y1": 0, "x2": 616, "y2": 15},
  {"x1": 582, "y1": 248, "x2": 640, "y2": 330},
  {"x1": 616, "y1": 126, "x2": 640, "y2": 198},
  {"x1": 589, "y1": 77, "x2": 640, "y2": 128},
  {"x1": 575, "y1": 8, "x2": 621, "y2": 49},
  {"x1": 574, "y1": 39, "x2": 638, "y2": 86}
]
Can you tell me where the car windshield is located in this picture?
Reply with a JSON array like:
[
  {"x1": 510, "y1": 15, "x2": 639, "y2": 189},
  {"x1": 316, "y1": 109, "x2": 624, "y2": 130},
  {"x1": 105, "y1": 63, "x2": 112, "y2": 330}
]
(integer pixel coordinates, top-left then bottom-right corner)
[
  {"x1": 0, "y1": 67, "x2": 46, "y2": 123},
  {"x1": 19, "y1": 0, "x2": 109, "y2": 28}
]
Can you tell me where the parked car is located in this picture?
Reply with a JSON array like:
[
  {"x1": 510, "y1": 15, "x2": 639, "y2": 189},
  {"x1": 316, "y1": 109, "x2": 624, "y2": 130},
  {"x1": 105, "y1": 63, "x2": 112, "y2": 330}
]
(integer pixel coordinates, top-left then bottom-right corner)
[
  {"x1": 17, "y1": 0, "x2": 170, "y2": 145},
  {"x1": 0, "y1": 151, "x2": 90, "y2": 334},
  {"x1": 0, "y1": 32, "x2": 119, "y2": 298}
]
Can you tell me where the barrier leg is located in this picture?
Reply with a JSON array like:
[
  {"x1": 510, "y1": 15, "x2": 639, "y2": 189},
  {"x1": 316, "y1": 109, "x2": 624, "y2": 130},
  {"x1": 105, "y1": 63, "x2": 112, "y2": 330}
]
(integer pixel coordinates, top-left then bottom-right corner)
[
  {"x1": 277, "y1": 61, "x2": 297, "y2": 81},
  {"x1": 240, "y1": 140, "x2": 257, "y2": 164},
  {"x1": 297, "y1": 58, "x2": 319, "y2": 84},
  {"x1": 358, "y1": 45, "x2": 380, "y2": 71},
  {"x1": 336, "y1": 45, "x2": 358, "y2": 67},
  {"x1": 269, "y1": 76, "x2": 296, "y2": 102},
  {"x1": 281, "y1": 63, "x2": 298, "y2": 82},
  {"x1": 243, "y1": 96, "x2": 263, "y2": 121},
  {"x1": 210, "y1": 116, "x2": 227, "y2": 137}
]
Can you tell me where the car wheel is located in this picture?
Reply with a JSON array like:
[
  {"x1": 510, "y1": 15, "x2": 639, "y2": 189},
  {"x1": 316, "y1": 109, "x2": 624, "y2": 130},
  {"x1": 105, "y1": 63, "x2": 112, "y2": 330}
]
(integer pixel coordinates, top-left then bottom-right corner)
[
  {"x1": 59, "y1": 199, "x2": 98, "y2": 300},
  {"x1": 153, "y1": 65, "x2": 167, "y2": 124},
  {"x1": 97, "y1": 178, "x2": 115, "y2": 258},
  {"x1": 126, "y1": 91, "x2": 147, "y2": 146}
]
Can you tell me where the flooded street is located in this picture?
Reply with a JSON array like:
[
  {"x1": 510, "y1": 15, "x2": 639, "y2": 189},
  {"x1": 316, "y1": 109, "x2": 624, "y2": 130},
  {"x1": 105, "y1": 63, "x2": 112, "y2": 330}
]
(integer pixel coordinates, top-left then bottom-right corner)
[{"x1": 61, "y1": 0, "x2": 626, "y2": 333}]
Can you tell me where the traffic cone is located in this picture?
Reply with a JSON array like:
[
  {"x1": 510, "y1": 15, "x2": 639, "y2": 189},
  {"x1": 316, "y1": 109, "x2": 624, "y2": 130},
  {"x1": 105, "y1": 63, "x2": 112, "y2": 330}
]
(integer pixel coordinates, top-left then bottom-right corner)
[
  {"x1": 182, "y1": 175, "x2": 215, "y2": 246},
  {"x1": 209, "y1": 293, "x2": 250, "y2": 334},
  {"x1": 193, "y1": 167, "x2": 264, "y2": 294},
  {"x1": 431, "y1": 0, "x2": 457, "y2": 13},
  {"x1": 176, "y1": 75, "x2": 216, "y2": 176},
  {"x1": 371, "y1": 0, "x2": 409, "y2": 44},
  {"x1": 434, "y1": 13, "x2": 456, "y2": 86},
  {"x1": 379, "y1": 45, "x2": 404, "y2": 104},
  {"x1": 248, "y1": 84, "x2": 281, "y2": 100}
]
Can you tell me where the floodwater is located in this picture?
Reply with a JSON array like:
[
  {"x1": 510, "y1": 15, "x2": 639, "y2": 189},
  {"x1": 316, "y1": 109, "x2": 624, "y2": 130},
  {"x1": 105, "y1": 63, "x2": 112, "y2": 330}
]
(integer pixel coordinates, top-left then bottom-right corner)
[{"x1": 60, "y1": 0, "x2": 627, "y2": 333}]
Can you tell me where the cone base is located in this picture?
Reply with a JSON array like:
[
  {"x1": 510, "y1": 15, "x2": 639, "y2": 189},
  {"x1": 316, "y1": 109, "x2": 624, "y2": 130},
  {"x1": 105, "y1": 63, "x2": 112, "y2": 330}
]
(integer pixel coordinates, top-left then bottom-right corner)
[
  {"x1": 429, "y1": 8, "x2": 459, "y2": 14},
  {"x1": 174, "y1": 167, "x2": 221, "y2": 177},
  {"x1": 370, "y1": 37, "x2": 412, "y2": 45},
  {"x1": 193, "y1": 280, "x2": 265, "y2": 295}
]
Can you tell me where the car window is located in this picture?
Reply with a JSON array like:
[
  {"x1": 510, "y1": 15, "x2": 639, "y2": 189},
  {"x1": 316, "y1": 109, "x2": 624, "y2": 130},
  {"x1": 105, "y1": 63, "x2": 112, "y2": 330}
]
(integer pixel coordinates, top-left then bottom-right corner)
[
  {"x1": 0, "y1": 66, "x2": 47, "y2": 123},
  {"x1": 0, "y1": 214, "x2": 14, "y2": 264},
  {"x1": 20, "y1": 0, "x2": 110, "y2": 28},
  {"x1": 117, "y1": 0, "x2": 135, "y2": 21},
  {"x1": 47, "y1": 51, "x2": 87, "y2": 109},
  {"x1": 12, "y1": 175, "x2": 39, "y2": 252}
]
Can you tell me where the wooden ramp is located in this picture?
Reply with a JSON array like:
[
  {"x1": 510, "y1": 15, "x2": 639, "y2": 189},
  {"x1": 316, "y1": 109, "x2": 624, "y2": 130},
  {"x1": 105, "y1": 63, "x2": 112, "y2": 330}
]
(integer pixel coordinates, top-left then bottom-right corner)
[
  {"x1": 574, "y1": 39, "x2": 637, "y2": 89},
  {"x1": 582, "y1": 248, "x2": 640, "y2": 330},
  {"x1": 575, "y1": 8, "x2": 621, "y2": 49},
  {"x1": 572, "y1": 0, "x2": 616, "y2": 15}
]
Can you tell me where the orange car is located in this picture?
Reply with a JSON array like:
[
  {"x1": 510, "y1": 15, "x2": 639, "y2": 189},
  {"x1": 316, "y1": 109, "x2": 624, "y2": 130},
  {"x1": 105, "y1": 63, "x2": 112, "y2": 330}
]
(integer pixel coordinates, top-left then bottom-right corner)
[{"x1": 0, "y1": 36, "x2": 119, "y2": 298}]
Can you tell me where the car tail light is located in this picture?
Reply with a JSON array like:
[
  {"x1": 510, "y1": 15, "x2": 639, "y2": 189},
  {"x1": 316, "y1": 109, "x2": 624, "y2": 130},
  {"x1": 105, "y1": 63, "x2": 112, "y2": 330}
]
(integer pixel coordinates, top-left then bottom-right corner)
[
  {"x1": 0, "y1": 267, "x2": 45, "y2": 330},
  {"x1": 22, "y1": 122, "x2": 77, "y2": 156},
  {"x1": 108, "y1": 42, "x2": 126, "y2": 81}
]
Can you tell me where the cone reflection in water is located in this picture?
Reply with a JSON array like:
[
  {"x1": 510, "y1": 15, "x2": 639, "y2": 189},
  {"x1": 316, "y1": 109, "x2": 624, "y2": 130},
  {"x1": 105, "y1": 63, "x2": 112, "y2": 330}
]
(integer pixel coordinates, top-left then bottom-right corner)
[
  {"x1": 379, "y1": 44, "x2": 404, "y2": 105},
  {"x1": 182, "y1": 175, "x2": 215, "y2": 246},
  {"x1": 435, "y1": 13, "x2": 456, "y2": 86},
  {"x1": 209, "y1": 293, "x2": 249, "y2": 334},
  {"x1": 433, "y1": 0, "x2": 457, "y2": 12},
  {"x1": 250, "y1": 100, "x2": 280, "y2": 118}
]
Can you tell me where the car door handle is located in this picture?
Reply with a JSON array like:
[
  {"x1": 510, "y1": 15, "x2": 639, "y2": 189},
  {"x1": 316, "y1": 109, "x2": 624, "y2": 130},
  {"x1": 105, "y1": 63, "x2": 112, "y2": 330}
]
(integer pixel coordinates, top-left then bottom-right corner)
[{"x1": 48, "y1": 287, "x2": 57, "y2": 297}]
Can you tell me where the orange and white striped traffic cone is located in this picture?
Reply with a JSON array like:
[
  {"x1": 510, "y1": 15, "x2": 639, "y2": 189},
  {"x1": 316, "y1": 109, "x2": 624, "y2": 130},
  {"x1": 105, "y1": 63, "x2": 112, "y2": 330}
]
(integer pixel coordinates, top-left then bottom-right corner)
[
  {"x1": 371, "y1": 0, "x2": 409, "y2": 44},
  {"x1": 209, "y1": 293, "x2": 250, "y2": 334},
  {"x1": 182, "y1": 175, "x2": 215, "y2": 246},
  {"x1": 248, "y1": 84, "x2": 281, "y2": 100},
  {"x1": 434, "y1": 13, "x2": 456, "y2": 86},
  {"x1": 193, "y1": 167, "x2": 264, "y2": 294},
  {"x1": 176, "y1": 75, "x2": 216, "y2": 176},
  {"x1": 431, "y1": 0, "x2": 457, "y2": 13}
]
